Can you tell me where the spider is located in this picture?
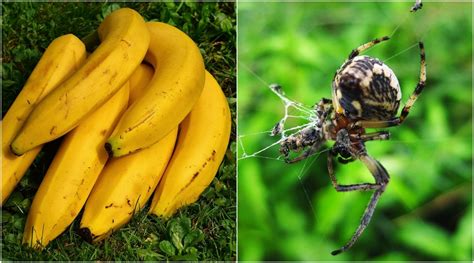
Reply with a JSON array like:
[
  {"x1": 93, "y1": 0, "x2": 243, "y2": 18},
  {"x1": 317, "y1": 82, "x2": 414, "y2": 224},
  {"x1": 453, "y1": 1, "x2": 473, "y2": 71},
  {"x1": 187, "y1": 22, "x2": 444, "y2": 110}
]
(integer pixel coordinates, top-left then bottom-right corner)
[{"x1": 278, "y1": 36, "x2": 426, "y2": 255}]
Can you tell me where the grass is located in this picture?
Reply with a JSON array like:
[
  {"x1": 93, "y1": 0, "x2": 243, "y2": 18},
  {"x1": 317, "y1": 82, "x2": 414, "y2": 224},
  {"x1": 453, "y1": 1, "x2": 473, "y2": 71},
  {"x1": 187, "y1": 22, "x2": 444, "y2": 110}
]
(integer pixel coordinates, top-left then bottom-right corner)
[
  {"x1": 2, "y1": 2, "x2": 236, "y2": 260},
  {"x1": 238, "y1": 2, "x2": 472, "y2": 261}
]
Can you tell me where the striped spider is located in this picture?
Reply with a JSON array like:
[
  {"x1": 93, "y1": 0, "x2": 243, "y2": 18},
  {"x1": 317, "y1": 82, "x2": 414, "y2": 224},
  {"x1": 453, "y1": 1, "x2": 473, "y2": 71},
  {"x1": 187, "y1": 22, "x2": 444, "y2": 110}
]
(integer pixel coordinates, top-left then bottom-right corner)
[{"x1": 279, "y1": 36, "x2": 426, "y2": 255}]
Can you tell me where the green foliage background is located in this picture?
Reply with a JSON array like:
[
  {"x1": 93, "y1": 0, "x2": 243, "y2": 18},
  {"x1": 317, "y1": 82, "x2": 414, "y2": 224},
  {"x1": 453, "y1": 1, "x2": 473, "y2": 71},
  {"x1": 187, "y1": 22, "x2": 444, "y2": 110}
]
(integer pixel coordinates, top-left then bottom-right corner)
[
  {"x1": 238, "y1": 2, "x2": 471, "y2": 261},
  {"x1": 2, "y1": 2, "x2": 235, "y2": 260}
]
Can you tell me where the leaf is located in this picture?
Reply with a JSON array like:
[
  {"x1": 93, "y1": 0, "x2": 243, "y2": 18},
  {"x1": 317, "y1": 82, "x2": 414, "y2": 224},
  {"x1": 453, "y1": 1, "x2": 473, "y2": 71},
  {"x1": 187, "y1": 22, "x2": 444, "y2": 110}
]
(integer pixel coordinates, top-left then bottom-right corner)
[
  {"x1": 2, "y1": 211, "x2": 12, "y2": 223},
  {"x1": 137, "y1": 248, "x2": 164, "y2": 261},
  {"x1": 214, "y1": 179, "x2": 225, "y2": 192},
  {"x1": 451, "y1": 208, "x2": 472, "y2": 260},
  {"x1": 159, "y1": 240, "x2": 176, "y2": 257},
  {"x1": 99, "y1": 4, "x2": 121, "y2": 21},
  {"x1": 201, "y1": 185, "x2": 216, "y2": 199},
  {"x1": 5, "y1": 233, "x2": 16, "y2": 243},
  {"x1": 183, "y1": 229, "x2": 204, "y2": 248},
  {"x1": 185, "y1": 247, "x2": 198, "y2": 256},
  {"x1": 172, "y1": 252, "x2": 198, "y2": 261},
  {"x1": 144, "y1": 233, "x2": 159, "y2": 244},
  {"x1": 4, "y1": 191, "x2": 24, "y2": 209},
  {"x1": 214, "y1": 197, "x2": 227, "y2": 206},
  {"x1": 169, "y1": 217, "x2": 191, "y2": 253},
  {"x1": 396, "y1": 220, "x2": 451, "y2": 259},
  {"x1": 12, "y1": 216, "x2": 24, "y2": 230},
  {"x1": 20, "y1": 198, "x2": 31, "y2": 211},
  {"x1": 2, "y1": 80, "x2": 16, "y2": 87},
  {"x1": 215, "y1": 13, "x2": 233, "y2": 32}
]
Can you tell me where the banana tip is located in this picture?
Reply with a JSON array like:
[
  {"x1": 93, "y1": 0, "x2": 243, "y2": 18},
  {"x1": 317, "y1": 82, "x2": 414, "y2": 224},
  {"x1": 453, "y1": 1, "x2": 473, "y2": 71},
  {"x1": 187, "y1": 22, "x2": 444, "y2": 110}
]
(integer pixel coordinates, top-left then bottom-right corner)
[
  {"x1": 104, "y1": 142, "x2": 114, "y2": 157},
  {"x1": 9, "y1": 143, "x2": 23, "y2": 156},
  {"x1": 77, "y1": 227, "x2": 94, "y2": 243}
]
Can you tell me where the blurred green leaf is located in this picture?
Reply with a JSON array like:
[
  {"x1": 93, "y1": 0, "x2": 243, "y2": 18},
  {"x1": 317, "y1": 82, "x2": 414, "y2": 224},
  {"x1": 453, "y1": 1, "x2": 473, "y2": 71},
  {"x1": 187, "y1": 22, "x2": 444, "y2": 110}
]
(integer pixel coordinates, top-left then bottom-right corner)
[
  {"x1": 396, "y1": 220, "x2": 451, "y2": 259},
  {"x1": 451, "y1": 208, "x2": 472, "y2": 260}
]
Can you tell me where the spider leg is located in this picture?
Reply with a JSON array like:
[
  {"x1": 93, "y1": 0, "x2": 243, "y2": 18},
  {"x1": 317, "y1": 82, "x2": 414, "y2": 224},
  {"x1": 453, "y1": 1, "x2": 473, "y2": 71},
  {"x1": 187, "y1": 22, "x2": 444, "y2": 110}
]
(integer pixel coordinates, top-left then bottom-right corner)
[
  {"x1": 399, "y1": 42, "x2": 426, "y2": 124},
  {"x1": 331, "y1": 153, "x2": 390, "y2": 255},
  {"x1": 327, "y1": 149, "x2": 380, "y2": 192},
  {"x1": 355, "y1": 42, "x2": 426, "y2": 128},
  {"x1": 285, "y1": 140, "x2": 324, "y2": 164},
  {"x1": 348, "y1": 36, "x2": 390, "y2": 60},
  {"x1": 350, "y1": 131, "x2": 390, "y2": 142},
  {"x1": 337, "y1": 156, "x2": 355, "y2": 164}
]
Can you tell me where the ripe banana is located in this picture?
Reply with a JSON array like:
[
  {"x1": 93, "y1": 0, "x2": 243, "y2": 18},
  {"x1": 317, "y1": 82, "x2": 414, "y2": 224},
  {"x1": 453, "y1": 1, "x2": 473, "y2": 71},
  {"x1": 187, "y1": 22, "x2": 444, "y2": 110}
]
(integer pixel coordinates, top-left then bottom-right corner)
[
  {"x1": 79, "y1": 64, "x2": 177, "y2": 242},
  {"x1": 128, "y1": 63, "x2": 154, "y2": 105},
  {"x1": 106, "y1": 21, "x2": 205, "y2": 157},
  {"x1": 22, "y1": 83, "x2": 129, "y2": 249},
  {"x1": 150, "y1": 71, "x2": 231, "y2": 218},
  {"x1": 10, "y1": 8, "x2": 150, "y2": 155},
  {"x1": 2, "y1": 34, "x2": 86, "y2": 205}
]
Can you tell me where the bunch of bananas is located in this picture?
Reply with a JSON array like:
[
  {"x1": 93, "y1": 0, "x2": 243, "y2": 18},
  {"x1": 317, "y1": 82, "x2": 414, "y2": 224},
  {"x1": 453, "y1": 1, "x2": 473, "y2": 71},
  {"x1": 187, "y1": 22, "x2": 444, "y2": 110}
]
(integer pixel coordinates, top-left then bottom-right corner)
[{"x1": 2, "y1": 7, "x2": 231, "y2": 249}]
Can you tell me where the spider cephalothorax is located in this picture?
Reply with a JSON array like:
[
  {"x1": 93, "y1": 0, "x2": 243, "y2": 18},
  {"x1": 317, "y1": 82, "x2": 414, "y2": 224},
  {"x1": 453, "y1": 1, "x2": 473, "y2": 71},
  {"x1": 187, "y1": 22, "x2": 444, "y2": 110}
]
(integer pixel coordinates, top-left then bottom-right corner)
[{"x1": 278, "y1": 36, "x2": 426, "y2": 255}]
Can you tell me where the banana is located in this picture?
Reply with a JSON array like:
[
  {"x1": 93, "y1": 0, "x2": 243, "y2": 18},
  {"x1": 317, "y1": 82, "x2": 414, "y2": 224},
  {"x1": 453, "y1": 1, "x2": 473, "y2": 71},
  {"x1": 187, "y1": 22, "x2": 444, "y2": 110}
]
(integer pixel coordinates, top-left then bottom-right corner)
[
  {"x1": 128, "y1": 63, "x2": 154, "y2": 105},
  {"x1": 10, "y1": 8, "x2": 149, "y2": 155},
  {"x1": 105, "y1": 21, "x2": 205, "y2": 157},
  {"x1": 2, "y1": 34, "x2": 86, "y2": 205},
  {"x1": 22, "y1": 82, "x2": 129, "y2": 249},
  {"x1": 79, "y1": 64, "x2": 177, "y2": 242},
  {"x1": 149, "y1": 71, "x2": 231, "y2": 218}
]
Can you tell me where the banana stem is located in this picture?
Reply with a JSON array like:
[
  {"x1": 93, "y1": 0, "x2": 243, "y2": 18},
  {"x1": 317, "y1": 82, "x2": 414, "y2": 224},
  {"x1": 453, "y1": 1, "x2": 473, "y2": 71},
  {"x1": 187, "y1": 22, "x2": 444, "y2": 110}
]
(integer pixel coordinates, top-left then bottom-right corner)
[{"x1": 81, "y1": 30, "x2": 100, "y2": 52}]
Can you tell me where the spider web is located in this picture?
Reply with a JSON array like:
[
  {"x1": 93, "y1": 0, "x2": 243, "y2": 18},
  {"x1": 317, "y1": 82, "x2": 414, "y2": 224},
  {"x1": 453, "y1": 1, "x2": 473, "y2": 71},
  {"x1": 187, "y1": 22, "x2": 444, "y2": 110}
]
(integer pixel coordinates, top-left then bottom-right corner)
[{"x1": 238, "y1": 78, "x2": 320, "y2": 162}]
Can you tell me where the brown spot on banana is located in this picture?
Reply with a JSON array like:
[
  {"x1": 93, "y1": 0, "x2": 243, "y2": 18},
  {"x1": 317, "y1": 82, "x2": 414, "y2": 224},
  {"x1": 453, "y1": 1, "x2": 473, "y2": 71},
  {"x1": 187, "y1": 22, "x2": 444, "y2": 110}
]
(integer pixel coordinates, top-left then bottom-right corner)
[
  {"x1": 211, "y1": 150, "x2": 216, "y2": 161},
  {"x1": 124, "y1": 110, "x2": 155, "y2": 133},
  {"x1": 176, "y1": 172, "x2": 201, "y2": 197},
  {"x1": 120, "y1": 38, "x2": 132, "y2": 47},
  {"x1": 49, "y1": 126, "x2": 57, "y2": 135},
  {"x1": 108, "y1": 71, "x2": 118, "y2": 85}
]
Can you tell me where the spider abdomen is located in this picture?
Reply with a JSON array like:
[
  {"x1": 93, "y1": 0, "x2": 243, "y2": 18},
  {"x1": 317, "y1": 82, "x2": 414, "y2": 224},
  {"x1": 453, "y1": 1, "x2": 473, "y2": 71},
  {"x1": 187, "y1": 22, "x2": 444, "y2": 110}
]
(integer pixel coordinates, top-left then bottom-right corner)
[{"x1": 332, "y1": 56, "x2": 401, "y2": 121}]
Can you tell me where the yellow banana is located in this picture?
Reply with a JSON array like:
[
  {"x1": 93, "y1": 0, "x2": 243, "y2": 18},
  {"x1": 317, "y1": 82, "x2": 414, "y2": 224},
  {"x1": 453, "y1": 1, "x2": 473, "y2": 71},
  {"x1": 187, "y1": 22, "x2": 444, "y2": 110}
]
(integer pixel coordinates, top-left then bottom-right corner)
[
  {"x1": 2, "y1": 34, "x2": 86, "y2": 205},
  {"x1": 150, "y1": 71, "x2": 231, "y2": 218},
  {"x1": 128, "y1": 63, "x2": 154, "y2": 105},
  {"x1": 79, "y1": 64, "x2": 177, "y2": 242},
  {"x1": 10, "y1": 8, "x2": 149, "y2": 155},
  {"x1": 106, "y1": 21, "x2": 205, "y2": 157},
  {"x1": 22, "y1": 83, "x2": 129, "y2": 249}
]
